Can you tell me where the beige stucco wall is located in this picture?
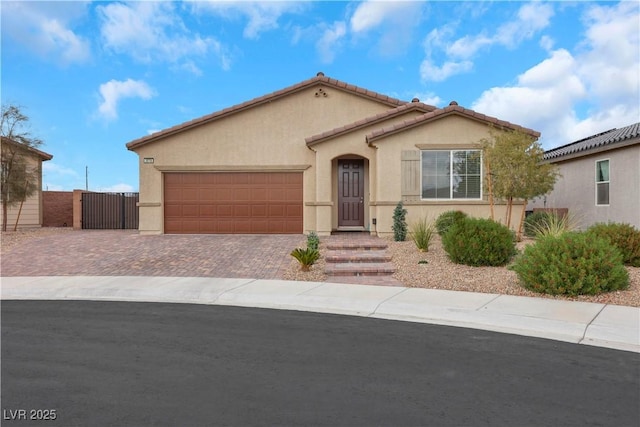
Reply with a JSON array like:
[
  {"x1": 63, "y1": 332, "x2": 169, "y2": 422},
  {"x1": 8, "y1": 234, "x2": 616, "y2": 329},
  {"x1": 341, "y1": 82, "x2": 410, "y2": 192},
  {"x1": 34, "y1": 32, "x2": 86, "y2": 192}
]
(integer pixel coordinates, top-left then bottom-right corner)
[
  {"x1": 528, "y1": 144, "x2": 640, "y2": 229},
  {"x1": 368, "y1": 115, "x2": 524, "y2": 237},
  {"x1": 0, "y1": 155, "x2": 43, "y2": 229},
  {"x1": 132, "y1": 85, "x2": 396, "y2": 234}
]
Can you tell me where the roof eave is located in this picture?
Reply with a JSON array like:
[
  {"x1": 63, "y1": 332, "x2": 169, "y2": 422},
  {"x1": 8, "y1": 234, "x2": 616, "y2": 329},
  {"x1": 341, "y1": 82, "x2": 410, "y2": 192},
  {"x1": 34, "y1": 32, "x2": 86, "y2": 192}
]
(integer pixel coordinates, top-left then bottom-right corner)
[
  {"x1": 544, "y1": 137, "x2": 640, "y2": 163},
  {"x1": 1, "y1": 136, "x2": 53, "y2": 161},
  {"x1": 366, "y1": 108, "x2": 540, "y2": 145},
  {"x1": 305, "y1": 102, "x2": 436, "y2": 147}
]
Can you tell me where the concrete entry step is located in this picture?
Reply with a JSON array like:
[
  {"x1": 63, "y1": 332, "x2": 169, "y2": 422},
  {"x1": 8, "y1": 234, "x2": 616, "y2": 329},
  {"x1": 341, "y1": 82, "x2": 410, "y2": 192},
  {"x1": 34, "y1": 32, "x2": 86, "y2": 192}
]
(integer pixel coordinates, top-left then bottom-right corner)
[
  {"x1": 325, "y1": 262, "x2": 396, "y2": 276},
  {"x1": 325, "y1": 241, "x2": 388, "y2": 251},
  {"x1": 324, "y1": 250, "x2": 391, "y2": 264}
]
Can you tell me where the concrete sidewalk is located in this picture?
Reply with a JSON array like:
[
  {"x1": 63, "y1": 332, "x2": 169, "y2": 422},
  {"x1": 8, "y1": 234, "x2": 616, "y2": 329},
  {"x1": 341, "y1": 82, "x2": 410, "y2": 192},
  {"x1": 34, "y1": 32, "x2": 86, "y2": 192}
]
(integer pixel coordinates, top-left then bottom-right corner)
[{"x1": 2, "y1": 276, "x2": 638, "y2": 353}]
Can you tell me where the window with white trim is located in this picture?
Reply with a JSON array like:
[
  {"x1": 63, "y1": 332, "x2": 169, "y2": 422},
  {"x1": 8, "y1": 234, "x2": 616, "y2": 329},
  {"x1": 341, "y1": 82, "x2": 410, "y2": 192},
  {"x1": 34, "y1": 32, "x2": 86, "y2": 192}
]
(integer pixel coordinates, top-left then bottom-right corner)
[
  {"x1": 595, "y1": 159, "x2": 609, "y2": 205},
  {"x1": 421, "y1": 150, "x2": 482, "y2": 200}
]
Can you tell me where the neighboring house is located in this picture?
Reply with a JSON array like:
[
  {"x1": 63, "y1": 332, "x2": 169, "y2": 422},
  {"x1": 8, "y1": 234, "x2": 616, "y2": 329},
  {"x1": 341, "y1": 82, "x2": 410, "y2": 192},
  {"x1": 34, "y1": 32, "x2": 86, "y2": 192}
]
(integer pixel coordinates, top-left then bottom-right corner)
[
  {"x1": 528, "y1": 122, "x2": 640, "y2": 229},
  {"x1": 126, "y1": 73, "x2": 539, "y2": 236},
  {"x1": 0, "y1": 136, "x2": 53, "y2": 229}
]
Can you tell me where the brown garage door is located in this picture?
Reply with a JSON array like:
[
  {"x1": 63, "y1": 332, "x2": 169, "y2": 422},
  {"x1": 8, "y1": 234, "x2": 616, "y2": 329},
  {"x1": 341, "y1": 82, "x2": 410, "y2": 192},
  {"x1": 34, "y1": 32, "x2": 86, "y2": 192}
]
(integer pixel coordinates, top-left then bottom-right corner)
[{"x1": 164, "y1": 172, "x2": 303, "y2": 234}]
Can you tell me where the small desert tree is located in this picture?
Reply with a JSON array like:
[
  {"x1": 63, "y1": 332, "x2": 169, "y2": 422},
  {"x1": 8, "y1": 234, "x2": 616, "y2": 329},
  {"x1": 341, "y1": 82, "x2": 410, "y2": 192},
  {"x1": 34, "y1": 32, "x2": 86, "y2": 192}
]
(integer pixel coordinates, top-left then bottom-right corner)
[
  {"x1": 1, "y1": 104, "x2": 44, "y2": 231},
  {"x1": 481, "y1": 128, "x2": 558, "y2": 239}
]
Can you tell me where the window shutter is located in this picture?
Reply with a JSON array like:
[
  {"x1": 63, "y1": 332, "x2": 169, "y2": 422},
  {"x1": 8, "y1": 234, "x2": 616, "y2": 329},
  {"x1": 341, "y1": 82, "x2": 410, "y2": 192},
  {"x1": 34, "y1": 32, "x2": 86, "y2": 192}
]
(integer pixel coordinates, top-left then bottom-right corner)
[{"x1": 401, "y1": 150, "x2": 421, "y2": 202}]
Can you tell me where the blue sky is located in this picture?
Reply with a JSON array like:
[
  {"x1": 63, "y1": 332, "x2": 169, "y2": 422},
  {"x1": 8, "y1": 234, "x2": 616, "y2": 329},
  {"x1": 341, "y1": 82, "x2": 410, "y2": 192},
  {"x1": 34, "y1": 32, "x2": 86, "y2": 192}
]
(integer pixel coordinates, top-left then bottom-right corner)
[{"x1": 2, "y1": 1, "x2": 639, "y2": 192}]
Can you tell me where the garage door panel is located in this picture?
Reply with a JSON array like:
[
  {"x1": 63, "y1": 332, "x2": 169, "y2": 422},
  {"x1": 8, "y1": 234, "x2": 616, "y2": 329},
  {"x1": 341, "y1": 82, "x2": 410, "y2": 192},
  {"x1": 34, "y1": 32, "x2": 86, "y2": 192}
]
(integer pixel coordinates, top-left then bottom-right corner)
[
  {"x1": 233, "y1": 205, "x2": 250, "y2": 217},
  {"x1": 234, "y1": 220, "x2": 253, "y2": 233},
  {"x1": 164, "y1": 172, "x2": 302, "y2": 234},
  {"x1": 216, "y1": 205, "x2": 233, "y2": 217},
  {"x1": 181, "y1": 189, "x2": 199, "y2": 202},
  {"x1": 180, "y1": 174, "x2": 201, "y2": 185},
  {"x1": 286, "y1": 173, "x2": 303, "y2": 185},
  {"x1": 286, "y1": 205, "x2": 303, "y2": 217},
  {"x1": 235, "y1": 188, "x2": 251, "y2": 201},
  {"x1": 251, "y1": 205, "x2": 267, "y2": 217},
  {"x1": 268, "y1": 205, "x2": 285, "y2": 217},
  {"x1": 268, "y1": 188, "x2": 285, "y2": 201},
  {"x1": 250, "y1": 188, "x2": 268, "y2": 201},
  {"x1": 286, "y1": 188, "x2": 303, "y2": 201},
  {"x1": 199, "y1": 205, "x2": 216, "y2": 216},
  {"x1": 215, "y1": 188, "x2": 233, "y2": 202},
  {"x1": 199, "y1": 221, "x2": 217, "y2": 233},
  {"x1": 250, "y1": 174, "x2": 269, "y2": 185}
]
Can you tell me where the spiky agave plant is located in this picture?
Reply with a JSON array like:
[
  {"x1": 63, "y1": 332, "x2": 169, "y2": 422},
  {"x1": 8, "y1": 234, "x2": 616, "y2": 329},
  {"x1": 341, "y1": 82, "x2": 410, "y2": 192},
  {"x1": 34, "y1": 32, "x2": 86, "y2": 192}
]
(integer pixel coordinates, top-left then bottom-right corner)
[
  {"x1": 290, "y1": 248, "x2": 320, "y2": 271},
  {"x1": 410, "y1": 216, "x2": 436, "y2": 252},
  {"x1": 529, "y1": 211, "x2": 581, "y2": 238}
]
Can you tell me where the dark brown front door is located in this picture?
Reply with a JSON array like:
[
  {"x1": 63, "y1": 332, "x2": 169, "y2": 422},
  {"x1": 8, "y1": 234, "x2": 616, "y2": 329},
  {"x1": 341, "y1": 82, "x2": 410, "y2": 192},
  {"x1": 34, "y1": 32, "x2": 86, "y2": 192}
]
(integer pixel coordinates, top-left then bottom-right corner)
[{"x1": 338, "y1": 159, "x2": 365, "y2": 227}]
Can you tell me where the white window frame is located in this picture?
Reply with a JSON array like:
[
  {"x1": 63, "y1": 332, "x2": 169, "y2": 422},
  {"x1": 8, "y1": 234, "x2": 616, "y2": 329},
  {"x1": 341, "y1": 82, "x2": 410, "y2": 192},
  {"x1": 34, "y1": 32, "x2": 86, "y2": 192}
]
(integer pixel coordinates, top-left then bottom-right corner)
[
  {"x1": 420, "y1": 149, "x2": 483, "y2": 200},
  {"x1": 595, "y1": 158, "x2": 610, "y2": 206}
]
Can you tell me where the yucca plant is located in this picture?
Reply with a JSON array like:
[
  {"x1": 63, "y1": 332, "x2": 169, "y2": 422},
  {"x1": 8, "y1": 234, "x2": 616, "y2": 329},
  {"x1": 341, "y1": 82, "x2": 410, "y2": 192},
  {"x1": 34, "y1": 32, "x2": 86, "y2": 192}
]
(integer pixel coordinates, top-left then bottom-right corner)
[
  {"x1": 290, "y1": 247, "x2": 320, "y2": 271},
  {"x1": 528, "y1": 211, "x2": 580, "y2": 238},
  {"x1": 410, "y1": 217, "x2": 436, "y2": 252}
]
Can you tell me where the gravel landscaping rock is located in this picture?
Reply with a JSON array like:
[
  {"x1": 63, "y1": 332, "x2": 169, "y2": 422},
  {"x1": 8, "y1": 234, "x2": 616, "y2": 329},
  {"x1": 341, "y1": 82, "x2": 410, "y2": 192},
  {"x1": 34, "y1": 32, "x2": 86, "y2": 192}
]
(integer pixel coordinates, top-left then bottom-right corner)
[{"x1": 283, "y1": 234, "x2": 640, "y2": 308}]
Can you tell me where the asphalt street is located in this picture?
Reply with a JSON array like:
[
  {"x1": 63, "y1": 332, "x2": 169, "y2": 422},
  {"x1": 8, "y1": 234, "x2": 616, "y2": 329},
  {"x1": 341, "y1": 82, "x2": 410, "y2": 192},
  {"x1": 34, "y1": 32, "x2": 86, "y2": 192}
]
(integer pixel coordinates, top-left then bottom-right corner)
[{"x1": 2, "y1": 300, "x2": 639, "y2": 427}]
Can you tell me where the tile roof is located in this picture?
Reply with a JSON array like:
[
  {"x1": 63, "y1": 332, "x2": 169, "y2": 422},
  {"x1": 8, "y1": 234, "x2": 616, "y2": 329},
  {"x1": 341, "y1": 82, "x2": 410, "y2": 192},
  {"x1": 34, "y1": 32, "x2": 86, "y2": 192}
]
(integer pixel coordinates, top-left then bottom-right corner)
[
  {"x1": 305, "y1": 101, "x2": 437, "y2": 146},
  {"x1": 365, "y1": 102, "x2": 540, "y2": 144},
  {"x1": 1, "y1": 136, "x2": 53, "y2": 161},
  {"x1": 544, "y1": 122, "x2": 640, "y2": 161},
  {"x1": 126, "y1": 72, "x2": 407, "y2": 151}
]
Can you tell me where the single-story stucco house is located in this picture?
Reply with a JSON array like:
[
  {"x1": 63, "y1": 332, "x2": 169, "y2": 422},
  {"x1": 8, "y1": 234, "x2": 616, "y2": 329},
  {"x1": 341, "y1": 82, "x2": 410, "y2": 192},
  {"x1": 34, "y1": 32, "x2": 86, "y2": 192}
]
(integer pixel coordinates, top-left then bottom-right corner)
[
  {"x1": 528, "y1": 122, "x2": 640, "y2": 229},
  {"x1": 1, "y1": 136, "x2": 53, "y2": 229},
  {"x1": 126, "y1": 73, "x2": 539, "y2": 236}
]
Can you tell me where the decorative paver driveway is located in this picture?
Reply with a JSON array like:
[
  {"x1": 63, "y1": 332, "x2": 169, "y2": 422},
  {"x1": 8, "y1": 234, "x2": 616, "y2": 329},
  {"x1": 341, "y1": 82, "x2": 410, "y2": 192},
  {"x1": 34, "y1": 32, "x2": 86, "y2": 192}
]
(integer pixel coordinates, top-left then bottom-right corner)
[{"x1": 1, "y1": 231, "x2": 304, "y2": 278}]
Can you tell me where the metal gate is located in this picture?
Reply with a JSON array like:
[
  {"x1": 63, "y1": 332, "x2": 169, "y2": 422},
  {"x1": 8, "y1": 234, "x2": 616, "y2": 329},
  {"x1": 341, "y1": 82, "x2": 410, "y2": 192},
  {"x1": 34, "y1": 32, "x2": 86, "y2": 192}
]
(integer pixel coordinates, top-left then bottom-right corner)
[{"x1": 81, "y1": 192, "x2": 139, "y2": 229}]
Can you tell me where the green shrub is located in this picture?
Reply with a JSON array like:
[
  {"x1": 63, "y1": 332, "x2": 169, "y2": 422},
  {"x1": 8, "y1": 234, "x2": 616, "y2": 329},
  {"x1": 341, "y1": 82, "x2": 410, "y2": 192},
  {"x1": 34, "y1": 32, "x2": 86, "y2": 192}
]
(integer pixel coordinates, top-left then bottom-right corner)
[
  {"x1": 524, "y1": 211, "x2": 550, "y2": 237},
  {"x1": 510, "y1": 232, "x2": 629, "y2": 295},
  {"x1": 410, "y1": 217, "x2": 436, "y2": 252},
  {"x1": 435, "y1": 210, "x2": 468, "y2": 236},
  {"x1": 307, "y1": 231, "x2": 320, "y2": 251},
  {"x1": 290, "y1": 248, "x2": 320, "y2": 271},
  {"x1": 392, "y1": 202, "x2": 408, "y2": 241},
  {"x1": 441, "y1": 217, "x2": 517, "y2": 266},
  {"x1": 587, "y1": 222, "x2": 640, "y2": 267}
]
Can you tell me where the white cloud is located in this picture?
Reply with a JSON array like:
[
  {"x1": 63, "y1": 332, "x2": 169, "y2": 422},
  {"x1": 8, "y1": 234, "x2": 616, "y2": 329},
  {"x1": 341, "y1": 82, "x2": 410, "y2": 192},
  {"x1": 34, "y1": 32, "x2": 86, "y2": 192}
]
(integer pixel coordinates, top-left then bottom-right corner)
[
  {"x1": 316, "y1": 22, "x2": 347, "y2": 64},
  {"x1": 420, "y1": 59, "x2": 473, "y2": 82},
  {"x1": 97, "y1": 2, "x2": 230, "y2": 71},
  {"x1": 2, "y1": 1, "x2": 91, "y2": 65},
  {"x1": 97, "y1": 183, "x2": 136, "y2": 193},
  {"x1": 350, "y1": 1, "x2": 423, "y2": 56},
  {"x1": 422, "y1": 2, "x2": 553, "y2": 82},
  {"x1": 191, "y1": 1, "x2": 306, "y2": 39},
  {"x1": 97, "y1": 79, "x2": 156, "y2": 121},
  {"x1": 471, "y1": 1, "x2": 639, "y2": 149},
  {"x1": 43, "y1": 162, "x2": 79, "y2": 177},
  {"x1": 494, "y1": 2, "x2": 553, "y2": 48},
  {"x1": 351, "y1": 1, "x2": 408, "y2": 33},
  {"x1": 412, "y1": 92, "x2": 443, "y2": 107},
  {"x1": 42, "y1": 162, "x2": 80, "y2": 191},
  {"x1": 577, "y1": 1, "x2": 640, "y2": 109},
  {"x1": 472, "y1": 49, "x2": 587, "y2": 145}
]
